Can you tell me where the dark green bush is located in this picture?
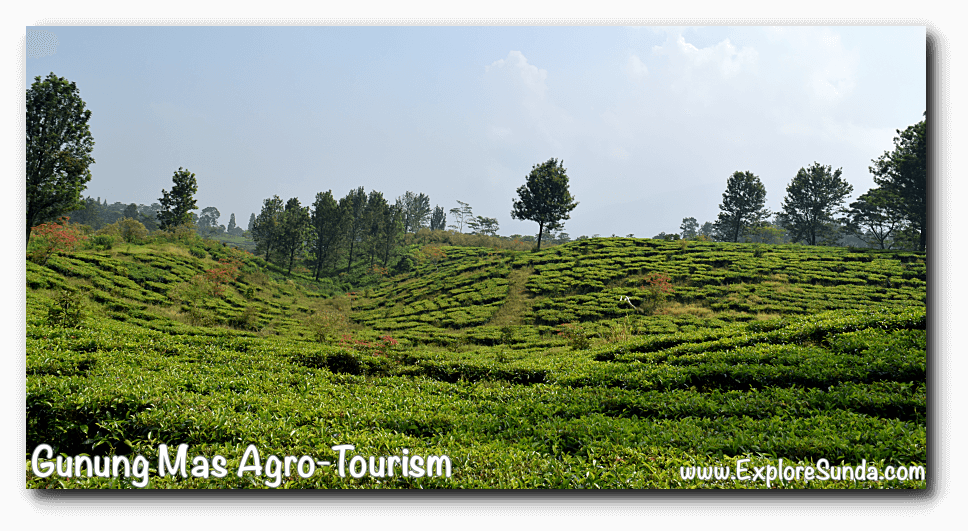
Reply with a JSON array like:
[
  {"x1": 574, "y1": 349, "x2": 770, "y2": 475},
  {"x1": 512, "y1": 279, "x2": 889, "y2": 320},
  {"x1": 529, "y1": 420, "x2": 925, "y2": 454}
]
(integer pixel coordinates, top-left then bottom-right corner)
[{"x1": 47, "y1": 288, "x2": 86, "y2": 328}]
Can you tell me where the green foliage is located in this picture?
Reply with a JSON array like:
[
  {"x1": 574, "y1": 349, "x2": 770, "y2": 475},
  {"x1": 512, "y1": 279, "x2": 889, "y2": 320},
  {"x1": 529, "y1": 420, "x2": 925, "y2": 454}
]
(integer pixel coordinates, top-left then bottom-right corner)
[
  {"x1": 27, "y1": 218, "x2": 87, "y2": 265},
  {"x1": 157, "y1": 168, "x2": 199, "y2": 231},
  {"x1": 47, "y1": 288, "x2": 86, "y2": 328},
  {"x1": 869, "y1": 116, "x2": 926, "y2": 251},
  {"x1": 714, "y1": 171, "x2": 770, "y2": 243},
  {"x1": 26, "y1": 73, "x2": 95, "y2": 245},
  {"x1": 25, "y1": 236, "x2": 925, "y2": 489},
  {"x1": 511, "y1": 158, "x2": 579, "y2": 251},
  {"x1": 778, "y1": 163, "x2": 853, "y2": 246}
]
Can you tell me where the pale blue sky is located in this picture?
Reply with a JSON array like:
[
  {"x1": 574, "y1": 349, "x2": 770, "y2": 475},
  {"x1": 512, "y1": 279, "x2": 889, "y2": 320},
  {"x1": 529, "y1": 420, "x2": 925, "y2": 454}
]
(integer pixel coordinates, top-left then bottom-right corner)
[{"x1": 25, "y1": 25, "x2": 925, "y2": 237}]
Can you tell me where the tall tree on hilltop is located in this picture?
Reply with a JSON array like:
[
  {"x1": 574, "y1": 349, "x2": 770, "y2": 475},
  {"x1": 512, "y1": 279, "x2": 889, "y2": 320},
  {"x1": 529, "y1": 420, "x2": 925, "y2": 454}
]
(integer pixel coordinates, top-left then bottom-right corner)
[
  {"x1": 511, "y1": 158, "x2": 578, "y2": 251},
  {"x1": 778, "y1": 163, "x2": 852, "y2": 246},
  {"x1": 309, "y1": 191, "x2": 344, "y2": 280},
  {"x1": 340, "y1": 187, "x2": 367, "y2": 275},
  {"x1": 448, "y1": 201, "x2": 473, "y2": 233},
  {"x1": 363, "y1": 190, "x2": 389, "y2": 267},
  {"x1": 680, "y1": 217, "x2": 699, "y2": 239},
  {"x1": 869, "y1": 114, "x2": 927, "y2": 252},
  {"x1": 26, "y1": 73, "x2": 95, "y2": 244},
  {"x1": 252, "y1": 195, "x2": 284, "y2": 260},
  {"x1": 396, "y1": 191, "x2": 432, "y2": 233},
  {"x1": 429, "y1": 205, "x2": 446, "y2": 231},
  {"x1": 157, "y1": 168, "x2": 198, "y2": 230},
  {"x1": 713, "y1": 171, "x2": 769, "y2": 243},
  {"x1": 278, "y1": 197, "x2": 310, "y2": 275},
  {"x1": 380, "y1": 204, "x2": 403, "y2": 267}
]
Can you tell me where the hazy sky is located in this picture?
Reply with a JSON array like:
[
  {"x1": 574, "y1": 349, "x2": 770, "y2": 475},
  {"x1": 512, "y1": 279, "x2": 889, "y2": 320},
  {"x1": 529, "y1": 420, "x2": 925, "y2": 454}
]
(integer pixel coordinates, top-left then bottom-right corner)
[{"x1": 25, "y1": 25, "x2": 925, "y2": 238}]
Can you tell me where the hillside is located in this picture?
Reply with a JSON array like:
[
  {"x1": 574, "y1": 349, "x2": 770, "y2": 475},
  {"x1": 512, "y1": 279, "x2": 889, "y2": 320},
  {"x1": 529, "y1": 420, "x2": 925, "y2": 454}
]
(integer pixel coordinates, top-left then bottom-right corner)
[{"x1": 26, "y1": 237, "x2": 926, "y2": 488}]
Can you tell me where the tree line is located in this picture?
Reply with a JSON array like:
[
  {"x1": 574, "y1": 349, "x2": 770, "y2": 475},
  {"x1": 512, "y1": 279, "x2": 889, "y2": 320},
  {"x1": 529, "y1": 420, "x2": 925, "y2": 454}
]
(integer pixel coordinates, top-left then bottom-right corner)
[
  {"x1": 668, "y1": 115, "x2": 926, "y2": 252},
  {"x1": 26, "y1": 70, "x2": 923, "y2": 264}
]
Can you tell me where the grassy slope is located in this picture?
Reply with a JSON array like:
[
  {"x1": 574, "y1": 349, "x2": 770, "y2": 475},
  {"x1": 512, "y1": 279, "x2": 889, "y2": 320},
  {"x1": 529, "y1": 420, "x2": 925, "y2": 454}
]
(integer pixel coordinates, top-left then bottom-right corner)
[{"x1": 26, "y1": 237, "x2": 926, "y2": 488}]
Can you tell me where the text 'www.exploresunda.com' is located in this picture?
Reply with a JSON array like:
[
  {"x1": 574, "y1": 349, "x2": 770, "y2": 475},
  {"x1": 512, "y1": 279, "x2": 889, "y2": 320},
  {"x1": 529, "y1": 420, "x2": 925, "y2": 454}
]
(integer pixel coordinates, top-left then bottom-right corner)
[{"x1": 679, "y1": 458, "x2": 925, "y2": 487}]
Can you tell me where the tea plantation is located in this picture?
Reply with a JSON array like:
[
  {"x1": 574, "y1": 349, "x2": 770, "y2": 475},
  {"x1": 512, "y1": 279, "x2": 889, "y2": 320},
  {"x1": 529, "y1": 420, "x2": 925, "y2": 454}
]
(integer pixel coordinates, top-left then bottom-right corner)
[{"x1": 26, "y1": 237, "x2": 926, "y2": 488}]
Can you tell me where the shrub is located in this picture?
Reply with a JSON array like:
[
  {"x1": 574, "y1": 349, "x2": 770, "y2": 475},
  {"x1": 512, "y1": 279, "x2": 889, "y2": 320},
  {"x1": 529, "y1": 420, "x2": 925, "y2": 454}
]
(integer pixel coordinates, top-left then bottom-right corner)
[
  {"x1": 47, "y1": 288, "x2": 86, "y2": 328},
  {"x1": 28, "y1": 218, "x2": 87, "y2": 265},
  {"x1": 640, "y1": 272, "x2": 674, "y2": 314},
  {"x1": 114, "y1": 218, "x2": 149, "y2": 243},
  {"x1": 557, "y1": 323, "x2": 591, "y2": 350},
  {"x1": 89, "y1": 234, "x2": 116, "y2": 251}
]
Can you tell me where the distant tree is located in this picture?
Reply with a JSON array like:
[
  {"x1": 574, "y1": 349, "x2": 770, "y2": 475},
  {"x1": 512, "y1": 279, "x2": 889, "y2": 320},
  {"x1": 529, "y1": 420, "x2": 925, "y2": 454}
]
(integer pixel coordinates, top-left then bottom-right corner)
[
  {"x1": 363, "y1": 190, "x2": 389, "y2": 267},
  {"x1": 197, "y1": 206, "x2": 221, "y2": 235},
  {"x1": 468, "y1": 215, "x2": 500, "y2": 236},
  {"x1": 26, "y1": 73, "x2": 96, "y2": 244},
  {"x1": 251, "y1": 195, "x2": 284, "y2": 260},
  {"x1": 157, "y1": 167, "x2": 198, "y2": 230},
  {"x1": 123, "y1": 203, "x2": 139, "y2": 220},
  {"x1": 429, "y1": 205, "x2": 446, "y2": 231},
  {"x1": 278, "y1": 197, "x2": 311, "y2": 275},
  {"x1": 713, "y1": 171, "x2": 770, "y2": 243},
  {"x1": 745, "y1": 219, "x2": 788, "y2": 244},
  {"x1": 511, "y1": 158, "x2": 579, "y2": 251},
  {"x1": 680, "y1": 217, "x2": 699, "y2": 239},
  {"x1": 869, "y1": 115, "x2": 926, "y2": 251},
  {"x1": 247, "y1": 213, "x2": 256, "y2": 232},
  {"x1": 309, "y1": 190, "x2": 344, "y2": 280},
  {"x1": 844, "y1": 188, "x2": 905, "y2": 249},
  {"x1": 699, "y1": 221, "x2": 714, "y2": 239},
  {"x1": 227, "y1": 213, "x2": 238, "y2": 234},
  {"x1": 379, "y1": 204, "x2": 404, "y2": 267},
  {"x1": 777, "y1": 162, "x2": 853, "y2": 246},
  {"x1": 653, "y1": 231, "x2": 680, "y2": 241},
  {"x1": 448, "y1": 201, "x2": 473, "y2": 233},
  {"x1": 340, "y1": 187, "x2": 368, "y2": 274},
  {"x1": 67, "y1": 196, "x2": 104, "y2": 229},
  {"x1": 396, "y1": 191, "x2": 432, "y2": 233}
]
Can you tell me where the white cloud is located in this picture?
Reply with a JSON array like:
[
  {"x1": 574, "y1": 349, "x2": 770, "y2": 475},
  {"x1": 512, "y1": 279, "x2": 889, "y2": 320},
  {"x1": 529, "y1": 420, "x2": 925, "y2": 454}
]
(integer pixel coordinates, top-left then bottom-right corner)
[
  {"x1": 625, "y1": 54, "x2": 648, "y2": 81},
  {"x1": 652, "y1": 35, "x2": 758, "y2": 80},
  {"x1": 486, "y1": 50, "x2": 548, "y2": 99}
]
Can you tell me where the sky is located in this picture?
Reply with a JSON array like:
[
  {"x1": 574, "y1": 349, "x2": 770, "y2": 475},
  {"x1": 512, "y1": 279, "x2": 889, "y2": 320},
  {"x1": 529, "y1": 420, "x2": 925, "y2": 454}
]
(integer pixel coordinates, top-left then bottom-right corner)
[{"x1": 25, "y1": 25, "x2": 925, "y2": 238}]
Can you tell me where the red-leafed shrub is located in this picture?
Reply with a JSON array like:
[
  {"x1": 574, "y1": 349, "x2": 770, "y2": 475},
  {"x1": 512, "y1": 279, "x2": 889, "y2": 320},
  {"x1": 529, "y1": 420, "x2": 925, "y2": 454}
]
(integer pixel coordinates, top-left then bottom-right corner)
[{"x1": 29, "y1": 217, "x2": 87, "y2": 265}]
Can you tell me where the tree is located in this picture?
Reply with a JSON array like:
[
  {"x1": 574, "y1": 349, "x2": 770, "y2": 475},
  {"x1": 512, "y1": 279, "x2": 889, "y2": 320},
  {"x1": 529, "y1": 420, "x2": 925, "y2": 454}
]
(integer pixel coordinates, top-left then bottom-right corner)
[
  {"x1": 429, "y1": 205, "x2": 446, "y2": 231},
  {"x1": 309, "y1": 190, "x2": 344, "y2": 280},
  {"x1": 26, "y1": 73, "x2": 96, "y2": 244},
  {"x1": 363, "y1": 190, "x2": 389, "y2": 267},
  {"x1": 396, "y1": 191, "x2": 432, "y2": 233},
  {"x1": 511, "y1": 158, "x2": 579, "y2": 251},
  {"x1": 340, "y1": 187, "x2": 367, "y2": 274},
  {"x1": 123, "y1": 203, "x2": 139, "y2": 220},
  {"x1": 227, "y1": 213, "x2": 238, "y2": 235},
  {"x1": 157, "y1": 167, "x2": 198, "y2": 230},
  {"x1": 869, "y1": 116, "x2": 927, "y2": 251},
  {"x1": 379, "y1": 204, "x2": 403, "y2": 268},
  {"x1": 278, "y1": 198, "x2": 310, "y2": 275},
  {"x1": 247, "y1": 213, "x2": 256, "y2": 232},
  {"x1": 468, "y1": 215, "x2": 500, "y2": 236},
  {"x1": 713, "y1": 171, "x2": 770, "y2": 243},
  {"x1": 777, "y1": 162, "x2": 853, "y2": 246},
  {"x1": 844, "y1": 188, "x2": 905, "y2": 249},
  {"x1": 448, "y1": 201, "x2": 473, "y2": 232},
  {"x1": 251, "y1": 195, "x2": 284, "y2": 260},
  {"x1": 197, "y1": 206, "x2": 221, "y2": 235},
  {"x1": 680, "y1": 217, "x2": 699, "y2": 239},
  {"x1": 699, "y1": 221, "x2": 714, "y2": 239}
]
